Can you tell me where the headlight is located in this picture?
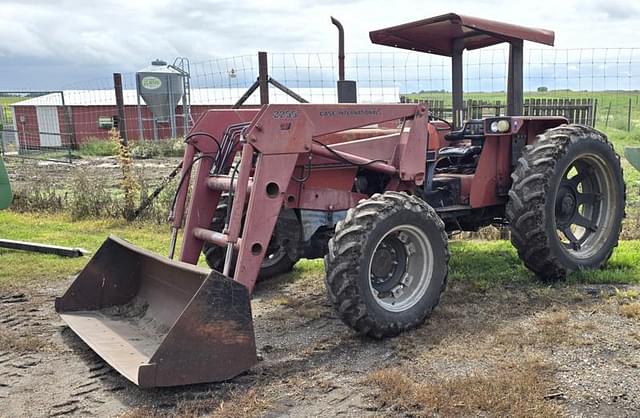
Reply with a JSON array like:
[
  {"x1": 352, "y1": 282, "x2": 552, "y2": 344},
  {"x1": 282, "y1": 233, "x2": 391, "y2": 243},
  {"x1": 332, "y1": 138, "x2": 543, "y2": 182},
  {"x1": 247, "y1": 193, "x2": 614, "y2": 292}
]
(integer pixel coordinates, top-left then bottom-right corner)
[
  {"x1": 497, "y1": 119, "x2": 510, "y2": 132},
  {"x1": 490, "y1": 119, "x2": 510, "y2": 133}
]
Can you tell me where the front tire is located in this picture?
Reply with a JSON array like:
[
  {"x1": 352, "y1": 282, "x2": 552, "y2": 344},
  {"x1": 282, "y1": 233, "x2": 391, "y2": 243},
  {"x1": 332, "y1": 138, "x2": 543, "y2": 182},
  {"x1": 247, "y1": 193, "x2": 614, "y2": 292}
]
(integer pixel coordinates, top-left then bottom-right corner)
[
  {"x1": 507, "y1": 124, "x2": 625, "y2": 280},
  {"x1": 324, "y1": 192, "x2": 449, "y2": 338}
]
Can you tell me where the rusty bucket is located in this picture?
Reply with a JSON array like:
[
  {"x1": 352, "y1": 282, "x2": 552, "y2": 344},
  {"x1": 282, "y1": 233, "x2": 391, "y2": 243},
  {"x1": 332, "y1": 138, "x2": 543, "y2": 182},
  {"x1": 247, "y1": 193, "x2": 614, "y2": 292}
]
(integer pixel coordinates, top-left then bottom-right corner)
[{"x1": 55, "y1": 236, "x2": 257, "y2": 388}]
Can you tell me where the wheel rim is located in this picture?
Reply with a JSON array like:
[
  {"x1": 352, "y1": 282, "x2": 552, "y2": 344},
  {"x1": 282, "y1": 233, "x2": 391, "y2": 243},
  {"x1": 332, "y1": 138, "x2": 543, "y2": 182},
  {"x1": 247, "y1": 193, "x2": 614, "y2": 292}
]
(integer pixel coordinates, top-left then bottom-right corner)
[
  {"x1": 367, "y1": 224, "x2": 434, "y2": 312},
  {"x1": 554, "y1": 153, "x2": 617, "y2": 260}
]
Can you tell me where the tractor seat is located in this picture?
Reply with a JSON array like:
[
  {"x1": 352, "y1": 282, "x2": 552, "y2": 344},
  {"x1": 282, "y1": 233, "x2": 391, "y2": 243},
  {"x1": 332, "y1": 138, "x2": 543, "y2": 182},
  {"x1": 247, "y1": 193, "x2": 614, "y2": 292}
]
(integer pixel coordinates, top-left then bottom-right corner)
[{"x1": 438, "y1": 145, "x2": 482, "y2": 159}]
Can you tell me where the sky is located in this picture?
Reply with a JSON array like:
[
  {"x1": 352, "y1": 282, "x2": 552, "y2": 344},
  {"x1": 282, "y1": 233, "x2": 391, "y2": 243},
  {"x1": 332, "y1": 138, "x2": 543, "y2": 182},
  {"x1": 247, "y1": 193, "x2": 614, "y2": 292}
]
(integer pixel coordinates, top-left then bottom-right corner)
[{"x1": 0, "y1": 0, "x2": 639, "y2": 90}]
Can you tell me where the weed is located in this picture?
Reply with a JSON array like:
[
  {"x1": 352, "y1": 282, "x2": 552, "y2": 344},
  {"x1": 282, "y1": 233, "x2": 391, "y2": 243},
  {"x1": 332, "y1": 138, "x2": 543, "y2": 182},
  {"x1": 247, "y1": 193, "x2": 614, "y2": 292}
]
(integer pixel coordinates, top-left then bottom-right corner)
[
  {"x1": 110, "y1": 129, "x2": 139, "y2": 220},
  {"x1": 536, "y1": 309, "x2": 570, "y2": 326},
  {"x1": 130, "y1": 138, "x2": 185, "y2": 159},
  {"x1": 366, "y1": 356, "x2": 562, "y2": 417},
  {"x1": 10, "y1": 177, "x2": 64, "y2": 213},
  {"x1": 121, "y1": 388, "x2": 270, "y2": 418},
  {"x1": 135, "y1": 171, "x2": 177, "y2": 224},
  {"x1": 9, "y1": 165, "x2": 122, "y2": 221},
  {"x1": 68, "y1": 166, "x2": 117, "y2": 220},
  {"x1": 77, "y1": 137, "x2": 185, "y2": 159},
  {"x1": 472, "y1": 225, "x2": 510, "y2": 240},
  {"x1": 492, "y1": 309, "x2": 594, "y2": 349},
  {"x1": 620, "y1": 303, "x2": 640, "y2": 319},
  {"x1": 610, "y1": 288, "x2": 640, "y2": 319},
  {"x1": 613, "y1": 288, "x2": 640, "y2": 303},
  {"x1": 78, "y1": 138, "x2": 118, "y2": 156},
  {"x1": 198, "y1": 389, "x2": 269, "y2": 418}
]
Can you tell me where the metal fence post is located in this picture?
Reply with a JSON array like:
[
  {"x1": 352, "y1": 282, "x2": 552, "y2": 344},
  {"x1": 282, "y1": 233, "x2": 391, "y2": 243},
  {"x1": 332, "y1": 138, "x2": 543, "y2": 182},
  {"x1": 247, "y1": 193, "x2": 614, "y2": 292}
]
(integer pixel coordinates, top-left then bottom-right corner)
[
  {"x1": 628, "y1": 98, "x2": 632, "y2": 132},
  {"x1": 113, "y1": 73, "x2": 128, "y2": 145},
  {"x1": 135, "y1": 74, "x2": 144, "y2": 141},
  {"x1": 60, "y1": 91, "x2": 76, "y2": 162},
  {"x1": 258, "y1": 52, "x2": 269, "y2": 105}
]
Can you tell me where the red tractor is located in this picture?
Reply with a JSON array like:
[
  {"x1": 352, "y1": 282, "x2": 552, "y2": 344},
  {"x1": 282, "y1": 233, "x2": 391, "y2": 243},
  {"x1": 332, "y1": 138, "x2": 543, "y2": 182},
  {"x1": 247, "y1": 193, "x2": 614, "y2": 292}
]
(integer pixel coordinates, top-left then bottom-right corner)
[{"x1": 56, "y1": 14, "x2": 625, "y2": 387}]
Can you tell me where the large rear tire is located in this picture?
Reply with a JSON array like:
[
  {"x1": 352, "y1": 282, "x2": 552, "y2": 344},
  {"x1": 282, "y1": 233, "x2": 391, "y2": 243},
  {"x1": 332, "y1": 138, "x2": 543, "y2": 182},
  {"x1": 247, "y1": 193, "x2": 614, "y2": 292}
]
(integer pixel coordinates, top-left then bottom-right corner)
[
  {"x1": 324, "y1": 192, "x2": 449, "y2": 338},
  {"x1": 507, "y1": 124, "x2": 625, "y2": 280}
]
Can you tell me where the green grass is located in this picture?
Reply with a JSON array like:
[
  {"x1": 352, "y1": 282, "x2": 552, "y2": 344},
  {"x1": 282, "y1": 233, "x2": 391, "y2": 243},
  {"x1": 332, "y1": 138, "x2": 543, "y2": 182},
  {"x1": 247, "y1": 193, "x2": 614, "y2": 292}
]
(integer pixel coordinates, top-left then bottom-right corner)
[
  {"x1": 0, "y1": 212, "x2": 188, "y2": 287},
  {"x1": 290, "y1": 239, "x2": 640, "y2": 291},
  {"x1": 1, "y1": 96, "x2": 23, "y2": 125},
  {"x1": 3, "y1": 212, "x2": 637, "y2": 291},
  {"x1": 0, "y1": 98, "x2": 12, "y2": 104},
  {"x1": 447, "y1": 240, "x2": 640, "y2": 289},
  {"x1": 0, "y1": 96, "x2": 23, "y2": 106}
]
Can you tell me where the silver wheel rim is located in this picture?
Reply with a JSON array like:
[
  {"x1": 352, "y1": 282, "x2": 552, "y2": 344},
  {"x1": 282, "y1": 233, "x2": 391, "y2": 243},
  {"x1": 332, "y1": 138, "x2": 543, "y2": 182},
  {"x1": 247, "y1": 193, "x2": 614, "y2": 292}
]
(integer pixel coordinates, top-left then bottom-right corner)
[
  {"x1": 367, "y1": 224, "x2": 434, "y2": 313},
  {"x1": 553, "y1": 153, "x2": 618, "y2": 260}
]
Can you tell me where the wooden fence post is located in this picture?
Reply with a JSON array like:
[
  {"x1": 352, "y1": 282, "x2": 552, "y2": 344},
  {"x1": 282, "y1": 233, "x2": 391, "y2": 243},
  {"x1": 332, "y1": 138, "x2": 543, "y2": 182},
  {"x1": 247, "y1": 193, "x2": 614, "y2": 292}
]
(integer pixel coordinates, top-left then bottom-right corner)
[
  {"x1": 258, "y1": 52, "x2": 269, "y2": 105},
  {"x1": 113, "y1": 73, "x2": 128, "y2": 145}
]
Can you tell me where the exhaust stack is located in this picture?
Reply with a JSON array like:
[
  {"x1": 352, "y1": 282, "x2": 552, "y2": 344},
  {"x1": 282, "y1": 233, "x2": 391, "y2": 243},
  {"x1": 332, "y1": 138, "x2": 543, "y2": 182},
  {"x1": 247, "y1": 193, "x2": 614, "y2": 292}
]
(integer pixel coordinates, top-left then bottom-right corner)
[{"x1": 331, "y1": 17, "x2": 357, "y2": 103}]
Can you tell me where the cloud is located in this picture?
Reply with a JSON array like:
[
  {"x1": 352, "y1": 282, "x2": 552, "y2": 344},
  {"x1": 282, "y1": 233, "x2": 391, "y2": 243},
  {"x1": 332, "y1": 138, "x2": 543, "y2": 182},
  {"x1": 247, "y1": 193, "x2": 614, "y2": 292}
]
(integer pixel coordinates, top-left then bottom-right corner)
[
  {"x1": 589, "y1": 0, "x2": 640, "y2": 20},
  {"x1": 1, "y1": 0, "x2": 639, "y2": 89}
]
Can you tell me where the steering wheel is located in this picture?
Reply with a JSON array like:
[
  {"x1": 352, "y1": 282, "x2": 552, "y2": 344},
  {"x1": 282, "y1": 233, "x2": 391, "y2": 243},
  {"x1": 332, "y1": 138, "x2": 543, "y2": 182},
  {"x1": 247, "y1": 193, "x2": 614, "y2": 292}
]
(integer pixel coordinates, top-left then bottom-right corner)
[{"x1": 428, "y1": 114, "x2": 454, "y2": 131}]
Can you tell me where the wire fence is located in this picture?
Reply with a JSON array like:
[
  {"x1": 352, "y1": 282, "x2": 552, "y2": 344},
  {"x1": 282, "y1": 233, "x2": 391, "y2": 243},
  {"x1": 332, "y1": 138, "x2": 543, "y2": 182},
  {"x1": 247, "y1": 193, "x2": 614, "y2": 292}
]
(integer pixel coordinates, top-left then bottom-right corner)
[
  {"x1": 1, "y1": 47, "x2": 639, "y2": 163},
  {"x1": 0, "y1": 91, "x2": 77, "y2": 162}
]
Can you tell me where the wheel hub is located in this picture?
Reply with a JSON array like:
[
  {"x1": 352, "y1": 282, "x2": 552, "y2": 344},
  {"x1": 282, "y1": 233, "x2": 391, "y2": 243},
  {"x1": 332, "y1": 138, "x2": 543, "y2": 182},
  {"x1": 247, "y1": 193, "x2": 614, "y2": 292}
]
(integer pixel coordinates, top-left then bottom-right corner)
[
  {"x1": 556, "y1": 188, "x2": 577, "y2": 226},
  {"x1": 370, "y1": 236, "x2": 407, "y2": 293},
  {"x1": 367, "y1": 224, "x2": 434, "y2": 313},
  {"x1": 555, "y1": 159, "x2": 607, "y2": 254}
]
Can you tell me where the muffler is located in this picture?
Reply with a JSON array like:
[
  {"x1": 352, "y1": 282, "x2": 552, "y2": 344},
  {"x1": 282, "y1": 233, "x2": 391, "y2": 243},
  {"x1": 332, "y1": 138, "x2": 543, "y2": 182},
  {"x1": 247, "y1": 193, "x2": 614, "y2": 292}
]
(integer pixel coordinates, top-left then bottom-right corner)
[{"x1": 55, "y1": 236, "x2": 257, "y2": 388}]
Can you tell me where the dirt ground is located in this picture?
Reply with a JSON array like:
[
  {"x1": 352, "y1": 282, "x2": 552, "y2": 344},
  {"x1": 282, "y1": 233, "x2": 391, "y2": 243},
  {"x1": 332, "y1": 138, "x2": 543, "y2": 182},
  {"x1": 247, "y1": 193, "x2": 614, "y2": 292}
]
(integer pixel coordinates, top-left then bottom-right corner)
[{"x1": 1, "y1": 268, "x2": 639, "y2": 417}]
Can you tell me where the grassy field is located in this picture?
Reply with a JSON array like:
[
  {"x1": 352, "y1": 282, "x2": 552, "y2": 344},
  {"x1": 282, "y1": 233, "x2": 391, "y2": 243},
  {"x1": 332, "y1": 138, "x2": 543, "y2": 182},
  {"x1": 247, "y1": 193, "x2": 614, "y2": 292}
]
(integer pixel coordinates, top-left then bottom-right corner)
[
  {"x1": 405, "y1": 90, "x2": 640, "y2": 132},
  {"x1": 0, "y1": 212, "x2": 179, "y2": 287},
  {"x1": 0, "y1": 96, "x2": 22, "y2": 124},
  {"x1": 1, "y1": 211, "x2": 638, "y2": 290},
  {"x1": 0, "y1": 96, "x2": 22, "y2": 106}
]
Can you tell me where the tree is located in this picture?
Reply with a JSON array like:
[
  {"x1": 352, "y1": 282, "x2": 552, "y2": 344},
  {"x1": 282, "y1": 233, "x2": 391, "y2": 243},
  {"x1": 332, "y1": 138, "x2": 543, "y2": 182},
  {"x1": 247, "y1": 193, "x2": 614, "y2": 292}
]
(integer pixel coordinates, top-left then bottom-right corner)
[{"x1": 537, "y1": 86, "x2": 548, "y2": 92}]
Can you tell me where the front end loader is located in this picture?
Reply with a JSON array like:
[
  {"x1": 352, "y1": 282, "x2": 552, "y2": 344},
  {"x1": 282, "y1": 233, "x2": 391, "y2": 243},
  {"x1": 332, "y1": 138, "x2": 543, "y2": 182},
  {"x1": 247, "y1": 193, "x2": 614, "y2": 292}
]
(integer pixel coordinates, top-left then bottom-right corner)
[
  {"x1": 56, "y1": 104, "x2": 434, "y2": 387},
  {"x1": 57, "y1": 14, "x2": 626, "y2": 388}
]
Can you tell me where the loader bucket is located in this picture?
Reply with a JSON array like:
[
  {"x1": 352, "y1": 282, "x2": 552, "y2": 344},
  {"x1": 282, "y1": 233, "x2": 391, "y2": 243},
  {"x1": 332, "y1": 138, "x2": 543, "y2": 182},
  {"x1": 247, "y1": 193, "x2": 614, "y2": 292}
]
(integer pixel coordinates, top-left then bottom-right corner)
[{"x1": 55, "y1": 236, "x2": 257, "y2": 388}]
